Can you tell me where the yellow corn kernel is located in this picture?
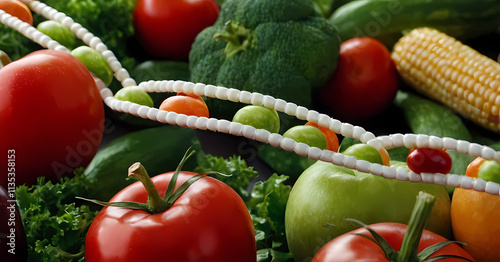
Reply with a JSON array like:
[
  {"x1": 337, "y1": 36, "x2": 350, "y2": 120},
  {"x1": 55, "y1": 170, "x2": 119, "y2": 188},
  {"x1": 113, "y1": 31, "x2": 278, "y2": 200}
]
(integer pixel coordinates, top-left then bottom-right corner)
[{"x1": 392, "y1": 27, "x2": 500, "y2": 133}]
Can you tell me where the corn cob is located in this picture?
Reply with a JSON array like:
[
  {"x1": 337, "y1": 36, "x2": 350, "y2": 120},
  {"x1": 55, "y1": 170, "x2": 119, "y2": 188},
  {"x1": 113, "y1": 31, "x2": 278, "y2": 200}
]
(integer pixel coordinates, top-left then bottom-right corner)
[{"x1": 391, "y1": 27, "x2": 500, "y2": 133}]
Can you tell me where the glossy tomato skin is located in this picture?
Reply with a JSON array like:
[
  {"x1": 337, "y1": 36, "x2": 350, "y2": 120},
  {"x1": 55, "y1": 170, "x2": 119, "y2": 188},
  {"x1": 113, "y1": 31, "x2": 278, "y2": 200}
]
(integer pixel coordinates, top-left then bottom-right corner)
[
  {"x1": 318, "y1": 37, "x2": 399, "y2": 122},
  {"x1": 312, "y1": 222, "x2": 474, "y2": 262},
  {"x1": 0, "y1": 50, "x2": 104, "y2": 188},
  {"x1": 133, "y1": 0, "x2": 219, "y2": 60},
  {"x1": 407, "y1": 148, "x2": 452, "y2": 175},
  {"x1": 0, "y1": 0, "x2": 33, "y2": 25},
  {"x1": 85, "y1": 171, "x2": 257, "y2": 262}
]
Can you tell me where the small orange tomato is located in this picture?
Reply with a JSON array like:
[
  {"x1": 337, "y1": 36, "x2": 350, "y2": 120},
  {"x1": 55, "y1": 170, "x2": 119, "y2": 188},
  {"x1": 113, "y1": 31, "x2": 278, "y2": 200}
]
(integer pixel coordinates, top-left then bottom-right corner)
[
  {"x1": 0, "y1": 0, "x2": 33, "y2": 25},
  {"x1": 305, "y1": 122, "x2": 339, "y2": 152},
  {"x1": 159, "y1": 92, "x2": 209, "y2": 118},
  {"x1": 451, "y1": 157, "x2": 500, "y2": 262}
]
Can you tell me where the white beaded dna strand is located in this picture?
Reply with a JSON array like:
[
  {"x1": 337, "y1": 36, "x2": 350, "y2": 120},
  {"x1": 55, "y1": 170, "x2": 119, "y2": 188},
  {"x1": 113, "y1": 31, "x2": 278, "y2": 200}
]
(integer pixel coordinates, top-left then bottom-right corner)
[{"x1": 2, "y1": 0, "x2": 500, "y2": 195}]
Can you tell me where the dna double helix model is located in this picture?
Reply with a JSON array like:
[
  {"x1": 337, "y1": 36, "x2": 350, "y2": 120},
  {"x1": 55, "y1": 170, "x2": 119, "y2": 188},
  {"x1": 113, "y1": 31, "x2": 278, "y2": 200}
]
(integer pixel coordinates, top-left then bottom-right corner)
[{"x1": 2, "y1": 0, "x2": 500, "y2": 195}]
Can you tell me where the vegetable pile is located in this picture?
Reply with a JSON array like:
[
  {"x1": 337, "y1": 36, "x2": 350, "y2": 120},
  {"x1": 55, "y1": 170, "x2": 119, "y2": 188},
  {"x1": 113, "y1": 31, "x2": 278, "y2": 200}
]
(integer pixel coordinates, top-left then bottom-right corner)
[{"x1": 1, "y1": 0, "x2": 500, "y2": 261}]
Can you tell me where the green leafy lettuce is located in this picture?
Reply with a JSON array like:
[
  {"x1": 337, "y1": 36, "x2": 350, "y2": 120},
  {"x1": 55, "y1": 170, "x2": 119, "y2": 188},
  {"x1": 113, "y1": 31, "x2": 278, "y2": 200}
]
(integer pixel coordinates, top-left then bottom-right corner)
[{"x1": 15, "y1": 169, "x2": 97, "y2": 262}]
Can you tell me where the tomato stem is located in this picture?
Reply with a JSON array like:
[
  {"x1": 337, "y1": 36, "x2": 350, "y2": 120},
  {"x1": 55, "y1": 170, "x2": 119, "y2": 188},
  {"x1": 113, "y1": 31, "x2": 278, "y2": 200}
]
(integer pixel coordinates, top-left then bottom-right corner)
[
  {"x1": 128, "y1": 162, "x2": 169, "y2": 214},
  {"x1": 398, "y1": 191, "x2": 435, "y2": 262}
]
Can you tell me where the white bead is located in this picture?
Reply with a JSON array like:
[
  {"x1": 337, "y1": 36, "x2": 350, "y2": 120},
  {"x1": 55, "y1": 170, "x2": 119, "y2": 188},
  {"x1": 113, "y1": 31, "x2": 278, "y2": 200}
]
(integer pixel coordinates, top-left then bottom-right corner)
[
  {"x1": 147, "y1": 108, "x2": 158, "y2": 122},
  {"x1": 250, "y1": 92, "x2": 264, "y2": 105},
  {"x1": 446, "y1": 174, "x2": 460, "y2": 187},
  {"x1": 340, "y1": 123, "x2": 354, "y2": 138},
  {"x1": 195, "y1": 117, "x2": 208, "y2": 130},
  {"x1": 268, "y1": 133, "x2": 282, "y2": 147},
  {"x1": 408, "y1": 172, "x2": 421, "y2": 182},
  {"x1": 255, "y1": 129, "x2": 271, "y2": 143},
  {"x1": 472, "y1": 178, "x2": 486, "y2": 192},
  {"x1": 294, "y1": 143, "x2": 309, "y2": 157},
  {"x1": 206, "y1": 118, "x2": 219, "y2": 132},
  {"x1": 262, "y1": 95, "x2": 276, "y2": 108},
  {"x1": 343, "y1": 156, "x2": 357, "y2": 170},
  {"x1": 459, "y1": 175, "x2": 474, "y2": 189},
  {"x1": 369, "y1": 163, "x2": 385, "y2": 177},
  {"x1": 204, "y1": 85, "x2": 217, "y2": 98},
  {"x1": 82, "y1": 32, "x2": 95, "y2": 43},
  {"x1": 433, "y1": 174, "x2": 447, "y2": 185},
  {"x1": 95, "y1": 43, "x2": 108, "y2": 53},
  {"x1": 308, "y1": 147, "x2": 322, "y2": 161},
  {"x1": 76, "y1": 28, "x2": 88, "y2": 39},
  {"x1": 227, "y1": 88, "x2": 240, "y2": 102},
  {"x1": 115, "y1": 68, "x2": 129, "y2": 82},
  {"x1": 274, "y1": 99, "x2": 287, "y2": 112},
  {"x1": 319, "y1": 150, "x2": 335, "y2": 162},
  {"x1": 47, "y1": 40, "x2": 62, "y2": 50},
  {"x1": 185, "y1": 116, "x2": 199, "y2": 129},
  {"x1": 442, "y1": 137, "x2": 457, "y2": 151},
  {"x1": 485, "y1": 181, "x2": 500, "y2": 195},
  {"x1": 481, "y1": 146, "x2": 496, "y2": 160},
  {"x1": 456, "y1": 140, "x2": 470, "y2": 154},
  {"x1": 241, "y1": 125, "x2": 256, "y2": 139},
  {"x1": 239, "y1": 91, "x2": 252, "y2": 104},
  {"x1": 330, "y1": 152, "x2": 346, "y2": 166},
  {"x1": 175, "y1": 114, "x2": 188, "y2": 127},
  {"x1": 355, "y1": 159, "x2": 371, "y2": 173},
  {"x1": 428, "y1": 135, "x2": 443, "y2": 148},
  {"x1": 306, "y1": 110, "x2": 320, "y2": 123},
  {"x1": 329, "y1": 119, "x2": 342, "y2": 133},
  {"x1": 136, "y1": 106, "x2": 149, "y2": 118},
  {"x1": 228, "y1": 122, "x2": 243, "y2": 136},
  {"x1": 61, "y1": 17, "x2": 74, "y2": 27},
  {"x1": 295, "y1": 106, "x2": 309, "y2": 120},
  {"x1": 280, "y1": 137, "x2": 296, "y2": 152},
  {"x1": 415, "y1": 134, "x2": 429, "y2": 148},
  {"x1": 284, "y1": 103, "x2": 297, "y2": 116},
  {"x1": 216, "y1": 119, "x2": 231, "y2": 133},
  {"x1": 403, "y1": 134, "x2": 417, "y2": 148},
  {"x1": 172, "y1": 81, "x2": 185, "y2": 93},
  {"x1": 352, "y1": 126, "x2": 367, "y2": 141},
  {"x1": 89, "y1": 37, "x2": 102, "y2": 49}
]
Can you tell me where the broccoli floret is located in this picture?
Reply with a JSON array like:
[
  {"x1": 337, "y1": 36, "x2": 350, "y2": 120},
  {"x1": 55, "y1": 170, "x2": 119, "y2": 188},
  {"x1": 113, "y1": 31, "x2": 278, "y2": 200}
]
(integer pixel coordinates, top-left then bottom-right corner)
[{"x1": 189, "y1": 0, "x2": 340, "y2": 123}]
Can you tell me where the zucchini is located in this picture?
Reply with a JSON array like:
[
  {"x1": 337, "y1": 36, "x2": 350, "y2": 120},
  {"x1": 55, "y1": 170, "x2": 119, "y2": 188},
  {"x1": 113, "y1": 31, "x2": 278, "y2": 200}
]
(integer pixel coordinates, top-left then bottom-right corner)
[
  {"x1": 82, "y1": 125, "x2": 198, "y2": 201},
  {"x1": 329, "y1": 0, "x2": 500, "y2": 48}
]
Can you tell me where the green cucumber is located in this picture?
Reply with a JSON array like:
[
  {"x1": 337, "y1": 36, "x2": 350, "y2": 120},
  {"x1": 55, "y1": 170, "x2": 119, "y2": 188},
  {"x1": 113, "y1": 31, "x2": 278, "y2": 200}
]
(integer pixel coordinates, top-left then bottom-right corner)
[
  {"x1": 394, "y1": 91, "x2": 475, "y2": 186},
  {"x1": 329, "y1": 0, "x2": 500, "y2": 48},
  {"x1": 82, "y1": 125, "x2": 198, "y2": 201}
]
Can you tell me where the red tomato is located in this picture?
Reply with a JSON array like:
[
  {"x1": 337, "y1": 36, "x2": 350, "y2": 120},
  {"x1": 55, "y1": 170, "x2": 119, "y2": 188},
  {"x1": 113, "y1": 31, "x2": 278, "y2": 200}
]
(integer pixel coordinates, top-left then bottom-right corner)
[
  {"x1": 318, "y1": 37, "x2": 399, "y2": 122},
  {"x1": 133, "y1": 0, "x2": 219, "y2": 60},
  {"x1": 407, "y1": 148, "x2": 452, "y2": 175},
  {"x1": 0, "y1": 0, "x2": 33, "y2": 25},
  {"x1": 312, "y1": 222, "x2": 474, "y2": 262},
  {"x1": 85, "y1": 171, "x2": 257, "y2": 262},
  {"x1": 0, "y1": 50, "x2": 104, "y2": 188}
]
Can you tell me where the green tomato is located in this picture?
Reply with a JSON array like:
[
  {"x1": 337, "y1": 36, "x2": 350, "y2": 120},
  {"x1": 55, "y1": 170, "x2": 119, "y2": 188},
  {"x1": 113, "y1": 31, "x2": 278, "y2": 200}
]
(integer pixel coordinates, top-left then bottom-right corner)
[
  {"x1": 36, "y1": 20, "x2": 76, "y2": 49},
  {"x1": 285, "y1": 160, "x2": 452, "y2": 262},
  {"x1": 283, "y1": 125, "x2": 327, "y2": 149},
  {"x1": 114, "y1": 86, "x2": 154, "y2": 107},
  {"x1": 343, "y1": 143, "x2": 383, "y2": 164},
  {"x1": 232, "y1": 105, "x2": 280, "y2": 133},
  {"x1": 478, "y1": 159, "x2": 500, "y2": 184},
  {"x1": 71, "y1": 46, "x2": 114, "y2": 86}
]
